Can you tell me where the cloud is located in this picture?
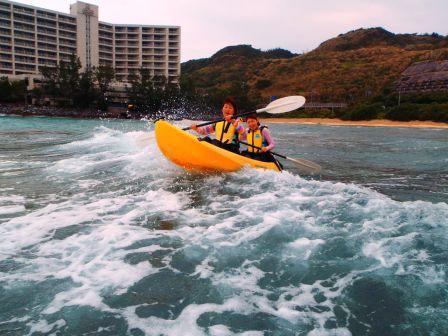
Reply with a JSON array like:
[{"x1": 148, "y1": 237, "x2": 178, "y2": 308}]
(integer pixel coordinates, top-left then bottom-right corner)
[{"x1": 19, "y1": 0, "x2": 448, "y2": 61}]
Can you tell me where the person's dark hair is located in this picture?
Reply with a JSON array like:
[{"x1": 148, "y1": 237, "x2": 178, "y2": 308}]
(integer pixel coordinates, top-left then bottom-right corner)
[
  {"x1": 223, "y1": 97, "x2": 238, "y2": 115},
  {"x1": 246, "y1": 113, "x2": 258, "y2": 120},
  {"x1": 245, "y1": 113, "x2": 260, "y2": 126}
]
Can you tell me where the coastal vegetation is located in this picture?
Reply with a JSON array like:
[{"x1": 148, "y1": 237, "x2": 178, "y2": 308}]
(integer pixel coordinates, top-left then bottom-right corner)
[
  {"x1": 1, "y1": 28, "x2": 447, "y2": 122},
  {"x1": 39, "y1": 54, "x2": 115, "y2": 109},
  {"x1": 0, "y1": 77, "x2": 27, "y2": 103},
  {"x1": 182, "y1": 27, "x2": 448, "y2": 122}
]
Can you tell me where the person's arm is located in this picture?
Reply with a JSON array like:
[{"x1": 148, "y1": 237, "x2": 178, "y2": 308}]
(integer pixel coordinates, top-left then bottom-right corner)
[
  {"x1": 238, "y1": 126, "x2": 247, "y2": 141},
  {"x1": 193, "y1": 124, "x2": 214, "y2": 135},
  {"x1": 234, "y1": 118, "x2": 245, "y2": 135},
  {"x1": 262, "y1": 128, "x2": 275, "y2": 151}
]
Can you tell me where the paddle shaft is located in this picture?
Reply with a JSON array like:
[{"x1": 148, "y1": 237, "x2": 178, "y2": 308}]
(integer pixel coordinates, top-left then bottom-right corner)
[
  {"x1": 237, "y1": 140, "x2": 286, "y2": 159},
  {"x1": 182, "y1": 111, "x2": 255, "y2": 131},
  {"x1": 238, "y1": 140, "x2": 322, "y2": 173}
]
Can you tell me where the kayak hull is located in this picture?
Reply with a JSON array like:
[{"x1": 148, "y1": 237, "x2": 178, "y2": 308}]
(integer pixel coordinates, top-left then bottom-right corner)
[{"x1": 155, "y1": 120, "x2": 281, "y2": 173}]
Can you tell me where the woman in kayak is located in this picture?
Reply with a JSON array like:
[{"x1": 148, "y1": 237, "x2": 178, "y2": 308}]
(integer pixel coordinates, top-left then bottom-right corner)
[
  {"x1": 190, "y1": 97, "x2": 244, "y2": 153},
  {"x1": 240, "y1": 113, "x2": 282, "y2": 169}
]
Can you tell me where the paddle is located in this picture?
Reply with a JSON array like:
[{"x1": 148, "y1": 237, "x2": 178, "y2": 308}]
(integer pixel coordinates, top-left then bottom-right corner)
[
  {"x1": 239, "y1": 140, "x2": 322, "y2": 174},
  {"x1": 182, "y1": 95, "x2": 306, "y2": 131}
]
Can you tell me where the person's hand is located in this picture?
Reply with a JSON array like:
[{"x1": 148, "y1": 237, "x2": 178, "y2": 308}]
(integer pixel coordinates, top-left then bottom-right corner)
[
  {"x1": 191, "y1": 124, "x2": 198, "y2": 131},
  {"x1": 232, "y1": 118, "x2": 241, "y2": 127},
  {"x1": 261, "y1": 147, "x2": 268, "y2": 152}
]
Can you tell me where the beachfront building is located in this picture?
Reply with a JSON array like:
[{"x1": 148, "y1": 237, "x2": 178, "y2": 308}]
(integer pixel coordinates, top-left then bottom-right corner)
[{"x1": 0, "y1": 0, "x2": 181, "y2": 86}]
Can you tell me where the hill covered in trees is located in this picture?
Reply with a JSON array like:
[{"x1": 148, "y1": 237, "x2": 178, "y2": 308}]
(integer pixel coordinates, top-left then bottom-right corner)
[{"x1": 181, "y1": 28, "x2": 448, "y2": 121}]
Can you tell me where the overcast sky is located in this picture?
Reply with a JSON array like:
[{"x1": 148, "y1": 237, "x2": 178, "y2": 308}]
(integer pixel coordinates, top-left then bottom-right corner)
[{"x1": 17, "y1": 0, "x2": 448, "y2": 62}]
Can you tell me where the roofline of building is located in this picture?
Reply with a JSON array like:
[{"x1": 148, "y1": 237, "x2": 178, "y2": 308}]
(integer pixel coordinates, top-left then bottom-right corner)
[
  {"x1": 100, "y1": 22, "x2": 181, "y2": 29},
  {"x1": 1, "y1": 0, "x2": 77, "y2": 18},
  {"x1": 1, "y1": 0, "x2": 180, "y2": 28}
]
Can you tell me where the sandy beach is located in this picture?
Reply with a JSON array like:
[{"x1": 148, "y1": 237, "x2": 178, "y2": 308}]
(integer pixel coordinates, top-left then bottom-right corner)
[{"x1": 262, "y1": 118, "x2": 448, "y2": 129}]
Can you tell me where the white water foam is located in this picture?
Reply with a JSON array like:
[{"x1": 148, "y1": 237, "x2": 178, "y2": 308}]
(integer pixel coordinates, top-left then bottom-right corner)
[{"x1": 1, "y1": 125, "x2": 447, "y2": 335}]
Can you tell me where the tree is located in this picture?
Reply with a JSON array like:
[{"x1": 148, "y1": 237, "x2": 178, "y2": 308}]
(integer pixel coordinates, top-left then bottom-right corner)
[
  {"x1": 74, "y1": 68, "x2": 97, "y2": 108},
  {"x1": 95, "y1": 65, "x2": 115, "y2": 110},
  {"x1": 127, "y1": 68, "x2": 169, "y2": 114},
  {"x1": 0, "y1": 77, "x2": 27, "y2": 103},
  {"x1": 40, "y1": 54, "x2": 99, "y2": 108},
  {"x1": 60, "y1": 54, "x2": 82, "y2": 105}
]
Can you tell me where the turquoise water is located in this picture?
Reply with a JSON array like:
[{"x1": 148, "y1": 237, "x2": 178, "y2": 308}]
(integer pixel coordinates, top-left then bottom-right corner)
[{"x1": 0, "y1": 115, "x2": 447, "y2": 335}]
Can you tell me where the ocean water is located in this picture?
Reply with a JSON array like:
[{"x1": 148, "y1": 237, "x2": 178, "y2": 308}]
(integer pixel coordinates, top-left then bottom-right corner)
[{"x1": 0, "y1": 115, "x2": 447, "y2": 336}]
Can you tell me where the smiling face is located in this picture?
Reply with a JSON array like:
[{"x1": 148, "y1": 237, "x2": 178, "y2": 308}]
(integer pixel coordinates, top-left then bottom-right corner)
[
  {"x1": 222, "y1": 103, "x2": 235, "y2": 118},
  {"x1": 247, "y1": 118, "x2": 259, "y2": 131}
]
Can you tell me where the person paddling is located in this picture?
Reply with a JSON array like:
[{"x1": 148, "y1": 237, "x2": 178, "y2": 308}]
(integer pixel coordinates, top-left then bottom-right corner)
[
  {"x1": 240, "y1": 113, "x2": 283, "y2": 169},
  {"x1": 190, "y1": 97, "x2": 244, "y2": 154}
]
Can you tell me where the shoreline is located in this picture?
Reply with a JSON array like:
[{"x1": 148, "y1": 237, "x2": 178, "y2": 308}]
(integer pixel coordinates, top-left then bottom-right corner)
[
  {"x1": 2, "y1": 105, "x2": 447, "y2": 129},
  {"x1": 261, "y1": 118, "x2": 448, "y2": 129}
]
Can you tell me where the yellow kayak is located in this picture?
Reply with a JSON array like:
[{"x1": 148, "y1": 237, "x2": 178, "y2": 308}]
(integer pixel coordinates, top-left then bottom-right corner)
[{"x1": 155, "y1": 120, "x2": 281, "y2": 173}]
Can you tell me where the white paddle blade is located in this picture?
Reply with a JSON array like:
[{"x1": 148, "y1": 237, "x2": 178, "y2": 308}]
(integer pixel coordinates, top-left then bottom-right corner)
[
  {"x1": 257, "y1": 96, "x2": 306, "y2": 114},
  {"x1": 287, "y1": 157, "x2": 322, "y2": 174}
]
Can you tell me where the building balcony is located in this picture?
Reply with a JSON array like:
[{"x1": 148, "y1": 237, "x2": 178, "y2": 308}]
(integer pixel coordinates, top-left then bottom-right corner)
[
  {"x1": 58, "y1": 16, "x2": 75, "y2": 24},
  {"x1": 58, "y1": 49, "x2": 76, "y2": 55},
  {"x1": 15, "y1": 40, "x2": 35, "y2": 48},
  {"x1": 0, "y1": 45, "x2": 12, "y2": 52},
  {"x1": 99, "y1": 54, "x2": 113, "y2": 59},
  {"x1": 38, "y1": 60, "x2": 57, "y2": 66},
  {"x1": 36, "y1": 11, "x2": 56, "y2": 20},
  {"x1": 37, "y1": 19, "x2": 57, "y2": 28},
  {"x1": 13, "y1": 24, "x2": 35, "y2": 33},
  {"x1": 13, "y1": 6, "x2": 34, "y2": 16},
  {"x1": 58, "y1": 25, "x2": 76, "y2": 33},
  {"x1": 38, "y1": 52, "x2": 57, "y2": 58},
  {"x1": 37, "y1": 44, "x2": 57, "y2": 51},
  {"x1": 15, "y1": 64, "x2": 37, "y2": 71},
  {"x1": 99, "y1": 34, "x2": 113, "y2": 40},
  {"x1": 0, "y1": 28, "x2": 11, "y2": 37},
  {"x1": 0, "y1": 2, "x2": 11, "y2": 10},
  {"x1": 99, "y1": 45, "x2": 113, "y2": 51},
  {"x1": 0, "y1": 37, "x2": 11, "y2": 45},
  {"x1": 58, "y1": 39, "x2": 76, "y2": 47},
  {"x1": 15, "y1": 56, "x2": 36, "y2": 63},
  {"x1": 37, "y1": 27, "x2": 56, "y2": 35},
  {"x1": 15, "y1": 50, "x2": 36, "y2": 57},
  {"x1": 99, "y1": 41, "x2": 113, "y2": 47},
  {"x1": 59, "y1": 32, "x2": 76, "y2": 40},
  {"x1": 99, "y1": 25, "x2": 113, "y2": 32},
  {"x1": 13, "y1": 15, "x2": 35, "y2": 25},
  {"x1": 38, "y1": 36, "x2": 57, "y2": 43}
]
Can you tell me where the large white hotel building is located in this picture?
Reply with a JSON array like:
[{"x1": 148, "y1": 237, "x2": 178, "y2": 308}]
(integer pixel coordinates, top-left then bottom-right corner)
[{"x1": 0, "y1": 0, "x2": 180, "y2": 84}]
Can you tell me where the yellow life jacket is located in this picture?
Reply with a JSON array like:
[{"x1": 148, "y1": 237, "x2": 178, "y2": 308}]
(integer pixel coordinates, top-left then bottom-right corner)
[
  {"x1": 247, "y1": 126, "x2": 268, "y2": 153},
  {"x1": 215, "y1": 121, "x2": 236, "y2": 144}
]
